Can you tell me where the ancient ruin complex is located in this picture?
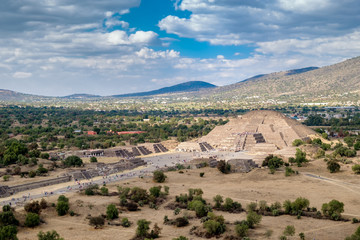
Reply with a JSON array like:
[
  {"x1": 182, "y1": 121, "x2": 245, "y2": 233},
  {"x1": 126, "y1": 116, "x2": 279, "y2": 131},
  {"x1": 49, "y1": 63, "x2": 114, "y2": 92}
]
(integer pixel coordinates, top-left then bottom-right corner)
[{"x1": 177, "y1": 110, "x2": 314, "y2": 154}]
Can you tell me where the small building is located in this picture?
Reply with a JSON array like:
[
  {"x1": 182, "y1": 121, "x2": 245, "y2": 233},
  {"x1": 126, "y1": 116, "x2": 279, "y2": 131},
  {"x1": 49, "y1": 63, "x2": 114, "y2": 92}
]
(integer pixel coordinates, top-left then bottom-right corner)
[{"x1": 87, "y1": 131, "x2": 97, "y2": 135}]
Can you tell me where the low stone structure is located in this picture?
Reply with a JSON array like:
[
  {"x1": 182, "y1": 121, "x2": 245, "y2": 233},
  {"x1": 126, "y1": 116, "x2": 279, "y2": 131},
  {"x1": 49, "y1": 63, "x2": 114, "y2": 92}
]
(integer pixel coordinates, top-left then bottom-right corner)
[
  {"x1": 227, "y1": 159, "x2": 258, "y2": 173},
  {"x1": 0, "y1": 176, "x2": 71, "y2": 198}
]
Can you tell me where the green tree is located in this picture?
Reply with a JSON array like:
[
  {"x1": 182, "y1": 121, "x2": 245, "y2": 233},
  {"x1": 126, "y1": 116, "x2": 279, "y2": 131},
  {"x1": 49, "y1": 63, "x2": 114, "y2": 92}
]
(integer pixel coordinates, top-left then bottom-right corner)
[
  {"x1": 345, "y1": 226, "x2": 360, "y2": 240},
  {"x1": 153, "y1": 171, "x2": 166, "y2": 183},
  {"x1": 106, "y1": 204, "x2": 118, "y2": 220},
  {"x1": 246, "y1": 211, "x2": 262, "y2": 228},
  {"x1": 89, "y1": 216, "x2": 105, "y2": 229},
  {"x1": 235, "y1": 221, "x2": 249, "y2": 238},
  {"x1": 63, "y1": 155, "x2": 83, "y2": 167},
  {"x1": 0, "y1": 225, "x2": 18, "y2": 240},
  {"x1": 217, "y1": 160, "x2": 231, "y2": 174},
  {"x1": 90, "y1": 156, "x2": 97, "y2": 163},
  {"x1": 327, "y1": 160, "x2": 341, "y2": 173},
  {"x1": 213, "y1": 195, "x2": 223, "y2": 208},
  {"x1": 25, "y1": 213, "x2": 40, "y2": 228},
  {"x1": 322, "y1": 199, "x2": 344, "y2": 220},
  {"x1": 136, "y1": 219, "x2": 151, "y2": 237},
  {"x1": 56, "y1": 201, "x2": 69, "y2": 216}
]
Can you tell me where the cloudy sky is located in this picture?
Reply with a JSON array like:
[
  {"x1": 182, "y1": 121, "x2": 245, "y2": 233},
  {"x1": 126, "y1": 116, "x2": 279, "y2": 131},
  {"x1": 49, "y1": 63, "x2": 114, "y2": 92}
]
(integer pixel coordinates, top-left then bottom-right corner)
[{"x1": 1, "y1": 0, "x2": 360, "y2": 96}]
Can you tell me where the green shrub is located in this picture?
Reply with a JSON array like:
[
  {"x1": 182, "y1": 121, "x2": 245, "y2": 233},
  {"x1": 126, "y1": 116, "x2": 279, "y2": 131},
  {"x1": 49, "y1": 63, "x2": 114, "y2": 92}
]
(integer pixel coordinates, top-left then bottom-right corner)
[
  {"x1": 24, "y1": 201, "x2": 42, "y2": 214},
  {"x1": 38, "y1": 230, "x2": 64, "y2": 240},
  {"x1": 292, "y1": 139, "x2": 304, "y2": 146},
  {"x1": 327, "y1": 160, "x2": 340, "y2": 173},
  {"x1": 56, "y1": 201, "x2": 69, "y2": 216},
  {"x1": 246, "y1": 211, "x2": 262, "y2": 228},
  {"x1": 25, "y1": 213, "x2": 40, "y2": 228},
  {"x1": 149, "y1": 186, "x2": 162, "y2": 198},
  {"x1": 100, "y1": 186, "x2": 108, "y2": 196},
  {"x1": 352, "y1": 164, "x2": 360, "y2": 174},
  {"x1": 136, "y1": 219, "x2": 151, "y2": 237},
  {"x1": 89, "y1": 216, "x2": 105, "y2": 229},
  {"x1": 63, "y1": 155, "x2": 83, "y2": 167},
  {"x1": 0, "y1": 225, "x2": 18, "y2": 240},
  {"x1": 285, "y1": 167, "x2": 295, "y2": 176},
  {"x1": 345, "y1": 226, "x2": 360, "y2": 240},
  {"x1": 235, "y1": 221, "x2": 249, "y2": 238},
  {"x1": 40, "y1": 153, "x2": 49, "y2": 159},
  {"x1": 213, "y1": 195, "x2": 223, "y2": 208},
  {"x1": 90, "y1": 156, "x2": 97, "y2": 163},
  {"x1": 153, "y1": 171, "x2": 166, "y2": 183},
  {"x1": 106, "y1": 204, "x2": 118, "y2": 220},
  {"x1": 121, "y1": 217, "x2": 131, "y2": 227},
  {"x1": 283, "y1": 225, "x2": 295, "y2": 236},
  {"x1": 200, "y1": 172, "x2": 205, "y2": 177}
]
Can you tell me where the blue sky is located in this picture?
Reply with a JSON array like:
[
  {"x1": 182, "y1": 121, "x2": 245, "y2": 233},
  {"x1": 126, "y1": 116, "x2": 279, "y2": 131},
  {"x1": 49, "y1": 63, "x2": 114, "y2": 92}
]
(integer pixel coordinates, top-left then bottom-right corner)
[{"x1": 1, "y1": 0, "x2": 360, "y2": 96}]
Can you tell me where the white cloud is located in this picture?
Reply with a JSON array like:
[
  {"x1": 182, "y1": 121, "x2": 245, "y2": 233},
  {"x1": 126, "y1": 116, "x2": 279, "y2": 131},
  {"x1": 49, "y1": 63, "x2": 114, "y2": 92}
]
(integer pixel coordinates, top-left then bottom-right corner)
[
  {"x1": 129, "y1": 31, "x2": 158, "y2": 44},
  {"x1": 13, "y1": 72, "x2": 32, "y2": 78}
]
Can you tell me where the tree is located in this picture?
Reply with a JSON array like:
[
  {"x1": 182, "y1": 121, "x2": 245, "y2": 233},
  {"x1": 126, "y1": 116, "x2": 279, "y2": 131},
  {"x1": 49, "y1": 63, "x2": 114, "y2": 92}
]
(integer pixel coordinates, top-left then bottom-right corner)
[
  {"x1": 149, "y1": 186, "x2": 161, "y2": 198},
  {"x1": 25, "y1": 213, "x2": 40, "y2": 228},
  {"x1": 203, "y1": 213, "x2": 226, "y2": 236},
  {"x1": 0, "y1": 211, "x2": 19, "y2": 226},
  {"x1": 188, "y1": 200, "x2": 209, "y2": 218},
  {"x1": 38, "y1": 230, "x2": 64, "y2": 240},
  {"x1": 291, "y1": 197, "x2": 310, "y2": 215},
  {"x1": 100, "y1": 186, "x2": 108, "y2": 196},
  {"x1": 246, "y1": 211, "x2": 262, "y2": 228},
  {"x1": 121, "y1": 218, "x2": 131, "y2": 227},
  {"x1": 235, "y1": 221, "x2": 249, "y2": 238},
  {"x1": 106, "y1": 204, "x2": 118, "y2": 220},
  {"x1": 63, "y1": 155, "x2": 83, "y2": 167},
  {"x1": 322, "y1": 199, "x2": 344, "y2": 220},
  {"x1": 213, "y1": 195, "x2": 223, "y2": 208},
  {"x1": 153, "y1": 171, "x2": 166, "y2": 183},
  {"x1": 283, "y1": 225, "x2": 295, "y2": 236},
  {"x1": 0, "y1": 225, "x2": 18, "y2": 240},
  {"x1": 24, "y1": 201, "x2": 42, "y2": 214},
  {"x1": 217, "y1": 160, "x2": 231, "y2": 174},
  {"x1": 90, "y1": 156, "x2": 97, "y2": 163},
  {"x1": 327, "y1": 160, "x2": 340, "y2": 173},
  {"x1": 56, "y1": 201, "x2": 69, "y2": 216},
  {"x1": 89, "y1": 216, "x2": 105, "y2": 229},
  {"x1": 136, "y1": 219, "x2": 151, "y2": 237}
]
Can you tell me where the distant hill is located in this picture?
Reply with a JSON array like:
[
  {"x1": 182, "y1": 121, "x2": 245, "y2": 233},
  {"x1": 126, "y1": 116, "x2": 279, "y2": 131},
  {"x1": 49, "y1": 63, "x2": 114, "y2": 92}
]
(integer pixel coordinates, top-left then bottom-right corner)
[
  {"x1": 202, "y1": 57, "x2": 360, "y2": 102},
  {"x1": 62, "y1": 94, "x2": 101, "y2": 99},
  {"x1": 112, "y1": 81, "x2": 216, "y2": 98},
  {"x1": 239, "y1": 67, "x2": 318, "y2": 83},
  {"x1": 0, "y1": 89, "x2": 41, "y2": 102}
]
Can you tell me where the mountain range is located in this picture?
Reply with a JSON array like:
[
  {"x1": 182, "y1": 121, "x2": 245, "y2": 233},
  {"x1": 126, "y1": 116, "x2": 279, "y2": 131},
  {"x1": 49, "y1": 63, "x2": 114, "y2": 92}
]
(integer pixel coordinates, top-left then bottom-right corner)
[{"x1": 0, "y1": 56, "x2": 359, "y2": 104}]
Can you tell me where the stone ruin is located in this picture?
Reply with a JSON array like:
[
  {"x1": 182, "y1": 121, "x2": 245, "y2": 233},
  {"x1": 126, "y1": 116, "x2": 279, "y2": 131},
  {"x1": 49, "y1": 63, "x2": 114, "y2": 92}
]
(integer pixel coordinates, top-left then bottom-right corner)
[
  {"x1": 177, "y1": 110, "x2": 314, "y2": 155},
  {"x1": 0, "y1": 158, "x2": 146, "y2": 198}
]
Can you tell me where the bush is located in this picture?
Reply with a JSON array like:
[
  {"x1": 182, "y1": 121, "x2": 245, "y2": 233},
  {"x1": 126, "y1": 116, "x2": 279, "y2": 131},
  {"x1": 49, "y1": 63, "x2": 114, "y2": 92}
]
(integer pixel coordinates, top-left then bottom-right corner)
[
  {"x1": 172, "y1": 236, "x2": 188, "y2": 240},
  {"x1": 291, "y1": 197, "x2": 310, "y2": 215},
  {"x1": 89, "y1": 216, "x2": 105, "y2": 229},
  {"x1": 90, "y1": 156, "x2": 97, "y2": 163},
  {"x1": 24, "y1": 201, "x2": 42, "y2": 214},
  {"x1": 106, "y1": 204, "x2": 118, "y2": 220},
  {"x1": 294, "y1": 148, "x2": 308, "y2": 167},
  {"x1": 25, "y1": 213, "x2": 40, "y2": 228},
  {"x1": 322, "y1": 199, "x2": 344, "y2": 220},
  {"x1": 213, "y1": 195, "x2": 223, "y2": 208},
  {"x1": 63, "y1": 155, "x2": 83, "y2": 167},
  {"x1": 285, "y1": 167, "x2": 295, "y2": 176},
  {"x1": 354, "y1": 142, "x2": 360, "y2": 151},
  {"x1": 40, "y1": 199, "x2": 47, "y2": 209},
  {"x1": 100, "y1": 186, "x2": 108, "y2": 196},
  {"x1": 174, "y1": 217, "x2": 189, "y2": 227},
  {"x1": 56, "y1": 201, "x2": 69, "y2": 216},
  {"x1": 2, "y1": 175, "x2": 10, "y2": 181},
  {"x1": 153, "y1": 171, "x2": 166, "y2": 183},
  {"x1": 327, "y1": 160, "x2": 341, "y2": 173},
  {"x1": 38, "y1": 230, "x2": 64, "y2": 240},
  {"x1": 149, "y1": 186, "x2": 162, "y2": 198},
  {"x1": 28, "y1": 170, "x2": 36, "y2": 178},
  {"x1": 283, "y1": 225, "x2": 295, "y2": 236},
  {"x1": 235, "y1": 221, "x2": 249, "y2": 238},
  {"x1": 200, "y1": 172, "x2": 205, "y2": 177},
  {"x1": 126, "y1": 202, "x2": 138, "y2": 211},
  {"x1": 130, "y1": 187, "x2": 148, "y2": 203},
  {"x1": 321, "y1": 143, "x2": 331, "y2": 151},
  {"x1": 217, "y1": 160, "x2": 231, "y2": 174},
  {"x1": 292, "y1": 139, "x2": 304, "y2": 146},
  {"x1": 40, "y1": 153, "x2": 49, "y2": 159},
  {"x1": 58, "y1": 195, "x2": 68, "y2": 203},
  {"x1": 136, "y1": 219, "x2": 151, "y2": 237},
  {"x1": 188, "y1": 200, "x2": 209, "y2": 218},
  {"x1": 353, "y1": 164, "x2": 360, "y2": 174},
  {"x1": 0, "y1": 211, "x2": 19, "y2": 226},
  {"x1": 203, "y1": 213, "x2": 226, "y2": 236},
  {"x1": 246, "y1": 211, "x2": 262, "y2": 228},
  {"x1": 121, "y1": 217, "x2": 131, "y2": 227},
  {"x1": 0, "y1": 225, "x2": 18, "y2": 240},
  {"x1": 262, "y1": 155, "x2": 284, "y2": 171}
]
